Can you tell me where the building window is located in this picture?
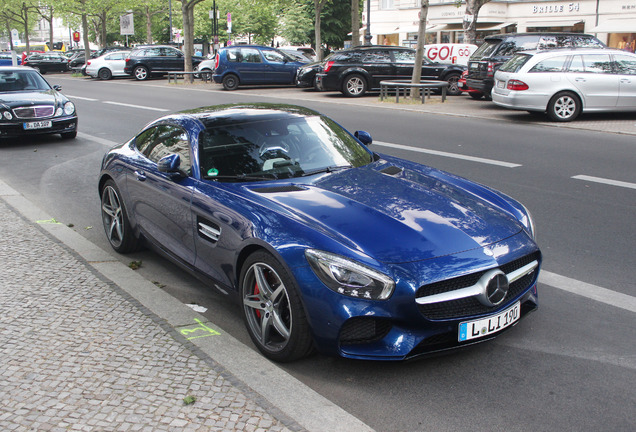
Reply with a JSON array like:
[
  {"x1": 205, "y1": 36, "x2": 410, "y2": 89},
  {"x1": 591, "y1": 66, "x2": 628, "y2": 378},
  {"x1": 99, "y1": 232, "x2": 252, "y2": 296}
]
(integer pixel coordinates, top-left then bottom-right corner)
[{"x1": 381, "y1": 0, "x2": 394, "y2": 10}]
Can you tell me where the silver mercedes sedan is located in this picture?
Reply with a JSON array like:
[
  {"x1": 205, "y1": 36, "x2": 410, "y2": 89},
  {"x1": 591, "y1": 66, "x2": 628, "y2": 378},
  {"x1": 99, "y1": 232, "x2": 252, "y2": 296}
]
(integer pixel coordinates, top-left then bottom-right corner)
[{"x1": 492, "y1": 48, "x2": 636, "y2": 121}]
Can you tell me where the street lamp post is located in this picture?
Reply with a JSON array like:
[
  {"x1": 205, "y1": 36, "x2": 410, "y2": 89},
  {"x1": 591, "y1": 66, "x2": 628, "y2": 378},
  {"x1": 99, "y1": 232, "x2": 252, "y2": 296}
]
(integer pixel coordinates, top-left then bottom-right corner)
[{"x1": 364, "y1": 0, "x2": 372, "y2": 45}]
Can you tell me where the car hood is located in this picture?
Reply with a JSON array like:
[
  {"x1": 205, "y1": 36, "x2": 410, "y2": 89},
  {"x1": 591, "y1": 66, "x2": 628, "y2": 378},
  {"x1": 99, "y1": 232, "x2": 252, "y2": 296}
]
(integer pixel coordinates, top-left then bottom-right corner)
[
  {"x1": 250, "y1": 165, "x2": 523, "y2": 264},
  {"x1": 0, "y1": 90, "x2": 63, "y2": 108}
]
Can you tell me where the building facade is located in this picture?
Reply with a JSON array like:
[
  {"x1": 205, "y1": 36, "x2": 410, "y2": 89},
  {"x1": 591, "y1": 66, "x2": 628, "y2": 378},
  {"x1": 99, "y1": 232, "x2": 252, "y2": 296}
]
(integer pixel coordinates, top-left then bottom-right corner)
[{"x1": 363, "y1": 0, "x2": 636, "y2": 51}]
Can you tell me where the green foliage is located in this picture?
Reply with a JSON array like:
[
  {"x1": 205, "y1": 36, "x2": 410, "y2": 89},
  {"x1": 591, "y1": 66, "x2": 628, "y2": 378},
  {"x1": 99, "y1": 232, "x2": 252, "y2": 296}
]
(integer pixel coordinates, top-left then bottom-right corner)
[{"x1": 279, "y1": 1, "x2": 312, "y2": 45}]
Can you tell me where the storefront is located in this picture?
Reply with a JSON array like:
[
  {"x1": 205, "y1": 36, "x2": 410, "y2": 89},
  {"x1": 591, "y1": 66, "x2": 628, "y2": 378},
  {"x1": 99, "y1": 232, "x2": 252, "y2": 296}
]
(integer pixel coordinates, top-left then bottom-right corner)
[{"x1": 365, "y1": 0, "x2": 636, "y2": 49}]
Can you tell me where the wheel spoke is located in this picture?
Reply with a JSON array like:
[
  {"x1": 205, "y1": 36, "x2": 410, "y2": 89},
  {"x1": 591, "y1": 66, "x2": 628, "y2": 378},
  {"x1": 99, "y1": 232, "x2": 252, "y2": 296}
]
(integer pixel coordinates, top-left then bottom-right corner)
[
  {"x1": 260, "y1": 312, "x2": 272, "y2": 343},
  {"x1": 243, "y1": 294, "x2": 265, "y2": 312},
  {"x1": 271, "y1": 310, "x2": 291, "y2": 340},
  {"x1": 254, "y1": 265, "x2": 273, "y2": 298}
]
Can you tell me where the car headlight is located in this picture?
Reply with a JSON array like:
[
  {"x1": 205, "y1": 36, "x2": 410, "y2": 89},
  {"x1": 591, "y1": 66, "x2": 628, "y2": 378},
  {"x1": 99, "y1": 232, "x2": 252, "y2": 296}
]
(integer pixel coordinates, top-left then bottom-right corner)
[
  {"x1": 55, "y1": 107, "x2": 63, "y2": 116},
  {"x1": 63, "y1": 101, "x2": 75, "y2": 116},
  {"x1": 2, "y1": 111, "x2": 12, "y2": 120},
  {"x1": 520, "y1": 203, "x2": 536, "y2": 241},
  {"x1": 305, "y1": 249, "x2": 395, "y2": 300}
]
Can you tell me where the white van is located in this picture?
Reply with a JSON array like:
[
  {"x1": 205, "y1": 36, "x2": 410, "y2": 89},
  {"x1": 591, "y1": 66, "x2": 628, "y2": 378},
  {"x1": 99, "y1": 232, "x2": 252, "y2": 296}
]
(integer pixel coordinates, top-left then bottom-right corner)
[{"x1": 424, "y1": 44, "x2": 477, "y2": 66}]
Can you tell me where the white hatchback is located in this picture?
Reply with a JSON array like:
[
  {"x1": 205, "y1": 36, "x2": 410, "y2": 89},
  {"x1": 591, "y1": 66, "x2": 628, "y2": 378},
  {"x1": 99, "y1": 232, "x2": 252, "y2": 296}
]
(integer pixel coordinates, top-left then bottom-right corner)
[
  {"x1": 492, "y1": 48, "x2": 636, "y2": 121},
  {"x1": 85, "y1": 50, "x2": 131, "y2": 80}
]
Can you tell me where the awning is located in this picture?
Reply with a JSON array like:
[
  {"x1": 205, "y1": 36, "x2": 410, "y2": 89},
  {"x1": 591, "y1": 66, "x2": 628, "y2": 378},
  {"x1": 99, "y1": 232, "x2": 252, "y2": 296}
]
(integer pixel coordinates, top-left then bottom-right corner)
[
  {"x1": 590, "y1": 19, "x2": 636, "y2": 33},
  {"x1": 395, "y1": 23, "x2": 442, "y2": 34},
  {"x1": 368, "y1": 23, "x2": 401, "y2": 35},
  {"x1": 429, "y1": 21, "x2": 509, "y2": 32},
  {"x1": 525, "y1": 19, "x2": 583, "y2": 28},
  {"x1": 479, "y1": 22, "x2": 516, "y2": 31}
]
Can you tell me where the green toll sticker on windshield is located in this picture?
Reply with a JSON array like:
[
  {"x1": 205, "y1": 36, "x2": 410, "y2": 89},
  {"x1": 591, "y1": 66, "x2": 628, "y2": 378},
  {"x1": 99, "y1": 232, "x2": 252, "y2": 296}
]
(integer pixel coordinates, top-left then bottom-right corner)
[{"x1": 207, "y1": 168, "x2": 219, "y2": 177}]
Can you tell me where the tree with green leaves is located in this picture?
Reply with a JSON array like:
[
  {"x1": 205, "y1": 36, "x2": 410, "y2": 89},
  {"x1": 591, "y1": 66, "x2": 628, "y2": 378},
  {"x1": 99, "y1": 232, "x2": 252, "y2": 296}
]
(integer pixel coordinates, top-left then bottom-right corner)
[
  {"x1": 314, "y1": 0, "x2": 328, "y2": 60},
  {"x1": 1, "y1": 0, "x2": 40, "y2": 52}
]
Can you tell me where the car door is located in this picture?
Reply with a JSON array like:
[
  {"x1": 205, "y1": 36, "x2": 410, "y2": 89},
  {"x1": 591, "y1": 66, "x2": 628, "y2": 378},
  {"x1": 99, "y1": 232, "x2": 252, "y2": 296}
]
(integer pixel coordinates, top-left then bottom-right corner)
[
  {"x1": 105, "y1": 52, "x2": 128, "y2": 75},
  {"x1": 261, "y1": 49, "x2": 298, "y2": 84},
  {"x1": 613, "y1": 53, "x2": 636, "y2": 108},
  {"x1": 126, "y1": 123, "x2": 197, "y2": 265},
  {"x1": 361, "y1": 50, "x2": 394, "y2": 89},
  {"x1": 565, "y1": 54, "x2": 618, "y2": 109},
  {"x1": 162, "y1": 47, "x2": 185, "y2": 71},
  {"x1": 141, "y1": 47, "x2": 163, "y2": 72},
  {"x1": 234, "y1": 47, "x2": 268, "y2": 84}
]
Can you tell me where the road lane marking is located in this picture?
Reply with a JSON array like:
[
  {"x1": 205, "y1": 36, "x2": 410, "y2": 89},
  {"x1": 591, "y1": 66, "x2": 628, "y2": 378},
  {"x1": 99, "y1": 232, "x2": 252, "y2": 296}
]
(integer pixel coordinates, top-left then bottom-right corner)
[
  {"x1": 374, "y1": 141, "x2": 522, "y2": 168},
  {"x1": 66, "y1": 95, "x2": 99, "y2": 101},
  {"x1": 572, "y1": 175, "x2": 636, "y2": 191},
  {"x1": 103, "y1": 101, "x2": 169, "y2": 112},
  {"x1": 540, "y1": 271, "x2": 636, "y2": 314}
]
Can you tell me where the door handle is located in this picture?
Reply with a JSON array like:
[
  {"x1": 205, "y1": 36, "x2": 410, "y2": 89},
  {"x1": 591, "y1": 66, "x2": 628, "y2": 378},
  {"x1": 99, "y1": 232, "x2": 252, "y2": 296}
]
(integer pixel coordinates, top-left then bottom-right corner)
[
  {"x1": 620, "y1": 78, "x2": 631, "y2": 83},
  {"x1": 134, "y1": 170, "x2": 146, "y2": 181},
  {"x1": 575, "y1": 77, "x2": 586, "y2": 82}
]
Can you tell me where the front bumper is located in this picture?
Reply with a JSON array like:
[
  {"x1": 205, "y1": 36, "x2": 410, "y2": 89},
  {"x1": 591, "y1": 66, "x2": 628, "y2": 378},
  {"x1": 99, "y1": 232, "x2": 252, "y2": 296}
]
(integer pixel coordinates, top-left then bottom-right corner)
[{"x1": 0, "y1": 115, "x2": 78, "y2": 138}]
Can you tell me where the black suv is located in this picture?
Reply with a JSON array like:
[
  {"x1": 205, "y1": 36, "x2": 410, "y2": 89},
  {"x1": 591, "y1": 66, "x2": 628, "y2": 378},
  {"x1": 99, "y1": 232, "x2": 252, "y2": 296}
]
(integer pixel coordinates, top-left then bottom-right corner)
[
  {"x1": 124, "y1": 45, "x2": 203, "y2": 81},
  {"x1": 315, "y1": 46, "x2": 465, "y2": 97},
  {"x1": 466, "y1": 32, "x2": 605, "y2": 97}
]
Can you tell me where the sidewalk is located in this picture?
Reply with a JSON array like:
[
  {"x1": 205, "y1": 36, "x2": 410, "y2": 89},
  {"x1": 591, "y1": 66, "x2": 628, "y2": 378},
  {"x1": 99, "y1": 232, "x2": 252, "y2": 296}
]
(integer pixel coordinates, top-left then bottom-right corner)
[{"x1": 0, "y1": 181, "x2": 372, "y2": 431}]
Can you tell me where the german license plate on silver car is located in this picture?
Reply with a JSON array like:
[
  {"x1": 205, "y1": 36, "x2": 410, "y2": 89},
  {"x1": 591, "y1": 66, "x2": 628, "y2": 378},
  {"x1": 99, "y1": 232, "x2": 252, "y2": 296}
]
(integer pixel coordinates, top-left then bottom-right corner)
[
  {"x1": 24, "y1": 120, "x2": 52, "y2": 130},
  {"x1": 458, "y1": 301, "x2": 520, "y2": 342},
  {"x1": 497, "y1": 80, "x2": 505, "y2": 89}
]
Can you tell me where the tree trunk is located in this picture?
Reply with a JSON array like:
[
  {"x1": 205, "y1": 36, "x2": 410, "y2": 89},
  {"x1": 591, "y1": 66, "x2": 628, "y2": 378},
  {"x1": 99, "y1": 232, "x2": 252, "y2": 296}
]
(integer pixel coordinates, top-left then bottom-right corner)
[
  {"x1": 82, "y1": 13, "x2": 91, "y2": 61},
  {"x1": 145, "y1": 7, "x2": 153, "y2": 44},
  {"x1": 101, "y1": 11, "x2": 107, "y2": 48},
  {"x1": 351, "y1": 0, "x2": 360, "y2": 47},
  {"x1": 411, "y1": 0, "x2": 429, "y2": 98},
  {"x1": 463, "y1": 0, "x2": 491, "y2": 45},
  {"x1": 23, "y1": 4, "x2": 30, "y2": 53},
  {"x1": 315, "y1": 1, "x2": 322, "y2": 61}
]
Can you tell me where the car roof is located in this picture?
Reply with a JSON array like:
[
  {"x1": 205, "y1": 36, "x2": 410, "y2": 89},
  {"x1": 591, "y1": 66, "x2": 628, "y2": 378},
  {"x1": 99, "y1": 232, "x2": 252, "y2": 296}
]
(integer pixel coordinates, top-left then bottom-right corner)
[
  {"x1": 519, "y1": 47, "x2": 630, "y2": 57},
  {"x1": 0, "y1": 66, "x2": 35, "y2": 72},
  {"x1": 484, "y1": 32, "x2": 599, "y2": 41}
]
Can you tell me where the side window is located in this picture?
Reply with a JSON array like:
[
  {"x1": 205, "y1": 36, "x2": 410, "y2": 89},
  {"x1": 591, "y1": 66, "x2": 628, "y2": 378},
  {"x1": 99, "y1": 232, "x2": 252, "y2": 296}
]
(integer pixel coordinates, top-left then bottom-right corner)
[
  {"x1": 393, "y1": 50, "x2": 415, "y2": 63},
  {"x1": 145, "y1": 48, "x2": 162, "y2": 57},
  {"x1": 568, "y1": 56, "x2": 585, "y2": 73},
  {"x1": 241, "y1": 48, "x2": 262, "y2": 63},
  {"x1": 362, "y1": 50, "x2": 391, "y2": 62},
  {"x1": 146, "y1": 125, "x2": 192, "y2": 174},
  {"x1": 227, "y1": 48, "x2": 240, "y2": 62},
  {"x1": 582, "y1": 54, "x2": 613, "y2": 74},
  {"x1": 163, "y1": 48, "x2": 180, "y2": 58},
  {"x1": 134, "y1": 127, "x2": 158, "y2": 155},
  {"x1": 614, "y1": 54, "x2": 636, "y2": 75},
  {"x1": 263, "y1": 50, "x2": 285, "y2": 63},
  {"x1": 529, "y1": 55, "x2": 568, "y2": 73}
]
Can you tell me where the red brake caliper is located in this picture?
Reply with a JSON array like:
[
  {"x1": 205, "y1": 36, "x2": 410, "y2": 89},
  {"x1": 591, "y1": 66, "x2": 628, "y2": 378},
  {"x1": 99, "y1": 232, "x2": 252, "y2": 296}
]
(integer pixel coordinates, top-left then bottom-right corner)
[{"x1": 254, "y1": 282, "x2": 261, "y2": 318}]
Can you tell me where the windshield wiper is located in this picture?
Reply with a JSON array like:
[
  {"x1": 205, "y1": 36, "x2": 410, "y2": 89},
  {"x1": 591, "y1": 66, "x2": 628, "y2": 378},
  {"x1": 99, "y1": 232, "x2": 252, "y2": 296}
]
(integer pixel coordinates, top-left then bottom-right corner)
[
  {"x1": 298, "y1": 165, "x2": 352, "y2": 177},
  {"x1": 203, "y1": 173, "x2": 278, "y2": 182}
]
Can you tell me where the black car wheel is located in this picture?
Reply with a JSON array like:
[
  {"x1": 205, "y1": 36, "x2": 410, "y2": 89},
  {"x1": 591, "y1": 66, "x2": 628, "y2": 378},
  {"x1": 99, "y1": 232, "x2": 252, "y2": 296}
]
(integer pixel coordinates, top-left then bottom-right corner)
[
  {"x1": 240, "y1": 251, "x2": 313, "y2": 362},
  {"x1": 101, "y1": 180, "x2": 139, "y2": 253},
  {"x1": 469, "y1": 92, "x2": 484, "y2": 100},
  {"x1": 222, "y1": 74, "x2": 239, "y2": 90},
  {"x1": 547, "y1": 91, "x2": 581, "y2": 122},
  {"x1": 98, "y1": 68, "x2": 112, "y2": 80},
  {"x1": 133, "y1": 66, "x2": 149, "y2": 81},
  {"x1": 445, "y1": 73, "x2": 462, "y2": 96},
  {"x1": 342, "y1": 74, "x2": 367, "y2": 97}
]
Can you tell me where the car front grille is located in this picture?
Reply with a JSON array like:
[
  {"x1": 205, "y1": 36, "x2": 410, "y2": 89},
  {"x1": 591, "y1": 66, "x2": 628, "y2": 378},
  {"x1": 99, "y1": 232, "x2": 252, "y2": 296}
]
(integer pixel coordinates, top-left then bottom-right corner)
[
  {"x1": 13, "y1": 105, "x2": 55, "y2": 119},
  {"x1": 416, "y1": 251, "x2": 540, "y2": 321}
]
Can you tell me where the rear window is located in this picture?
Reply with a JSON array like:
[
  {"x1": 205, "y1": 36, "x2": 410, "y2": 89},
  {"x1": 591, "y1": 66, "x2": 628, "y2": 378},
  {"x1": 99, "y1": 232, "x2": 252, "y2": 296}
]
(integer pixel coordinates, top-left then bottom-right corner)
[
  {"x1": 493, "y1": 36, "x2": 541, "y2": 56},
  {"x1": 529, "y1": 55, "x2": 568, "y2": 72},
  {"x1": 498, "y1": 54, "x2": 531, "y2": 73},
  {"x1": 471, "y1": 40, "x2": 502, "y2": 60}
]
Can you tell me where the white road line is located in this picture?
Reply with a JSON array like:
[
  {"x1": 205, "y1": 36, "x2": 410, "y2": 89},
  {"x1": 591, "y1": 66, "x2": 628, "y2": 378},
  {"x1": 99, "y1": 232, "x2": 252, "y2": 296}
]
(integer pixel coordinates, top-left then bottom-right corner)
[
  {"x1": 540, "y1": 271, "x2": 636, "y2": 314},
  {"x1": 572, "y1": 175, "x2": 636, "y2": 191},
  {"x1": 374, "y1": 141, "x2": 522, "y2": 168},
  {"x1": 66, "y1": 95, "x2": 99, "y2": 101},
  {"x1": 103, "y1": 101, "x2": 169, "y2": 112}
]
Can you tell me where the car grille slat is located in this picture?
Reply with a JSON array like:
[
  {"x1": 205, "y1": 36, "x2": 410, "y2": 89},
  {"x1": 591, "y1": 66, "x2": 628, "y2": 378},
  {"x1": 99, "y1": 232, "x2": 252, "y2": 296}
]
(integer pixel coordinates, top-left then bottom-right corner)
[
  {"x1": 13, "y1": 105, "x2": 55, "y2": 119},
  {"x1": 416, "y1": 251, "x2": 540, "y2": 320}
]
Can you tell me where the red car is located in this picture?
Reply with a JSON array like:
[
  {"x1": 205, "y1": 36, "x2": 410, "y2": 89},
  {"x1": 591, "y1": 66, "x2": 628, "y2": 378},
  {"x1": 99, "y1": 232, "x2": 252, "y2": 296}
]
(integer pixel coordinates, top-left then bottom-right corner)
[{"x1": 459, "y1": 70, "x2": 485, "y2": 100}]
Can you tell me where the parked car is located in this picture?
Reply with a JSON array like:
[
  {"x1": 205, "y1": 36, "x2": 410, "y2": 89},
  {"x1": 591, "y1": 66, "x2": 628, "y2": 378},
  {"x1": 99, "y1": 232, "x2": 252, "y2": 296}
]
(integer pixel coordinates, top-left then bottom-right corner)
[
  {"x1": 85, "y1": 50, "x2": 131, "y2": 80},
  {"x1": 281, "y1": 46, "x2": 317, "y2": 61},
  {"x1": 315, "y1": 45, "x2": 466, "y2": 97},
  {"x1": 466, "y1": 32, "x2": 606, "y2": 98},
  {"x1": 423, "y1": 43, "x2": 478, "y2": 66},
  {"x1": 194, "y1": 58, "x2": 215, "y2": 79},
  {"x1": 279, "y1": 48, "x2": 312, "y2": 63},
  {"x1": 98, "y1": 103, "x2": 540, "y2": 362},
  {"x1": 124, "y1": 45, "x2": 203, "y2": 81},
  {"x1": 0, "y1": 52, "x2": 21, "y2": 66},
  {"x1": 22, "y1": 52, "x2": 69, "y2": 74},
  {"x1": 296, "y1": 56, "x2": 334, "y2": 89},
  {"x1": 492, "y1": 48, "x2": 636, "y2": 122},
  {"x1": 67, "y1": 50, "x2": 98, "y2": 71},
  {"x1": 0, "y1": 66, "x2": 77, "y2": 139},
  {"x1": 458, "y1": 70, "x2": 484, "y2": 99},
  {"x1": 212, "y1": 45, "x2": 305, "y2": 90}
]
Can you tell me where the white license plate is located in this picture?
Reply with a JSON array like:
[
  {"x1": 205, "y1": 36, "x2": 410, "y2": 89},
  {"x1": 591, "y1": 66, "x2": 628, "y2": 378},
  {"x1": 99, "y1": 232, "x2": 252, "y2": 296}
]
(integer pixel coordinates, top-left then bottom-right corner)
[
  {"x1": 458, "y1": 301, "x2": 520, "y2": 342},
  {"x1": 24, "y1": 120, "x2": 52, "y2": 130},
  {"x1": 497, "y1": 80, "x2": 505, "y2": 89}
]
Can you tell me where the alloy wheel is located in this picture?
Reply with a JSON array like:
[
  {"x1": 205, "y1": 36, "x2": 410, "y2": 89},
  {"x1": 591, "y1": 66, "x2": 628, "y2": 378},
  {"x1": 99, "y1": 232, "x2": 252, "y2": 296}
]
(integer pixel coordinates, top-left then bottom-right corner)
[
  {"x1": 346, "y1": 76, "x2": 365, "y2": 96},
  {"x1": 553, "y1": 95, "x2": 577, "y2": 120},
  {"x1": 101, "y1": 185, "x2": 124, "y2": 249}
]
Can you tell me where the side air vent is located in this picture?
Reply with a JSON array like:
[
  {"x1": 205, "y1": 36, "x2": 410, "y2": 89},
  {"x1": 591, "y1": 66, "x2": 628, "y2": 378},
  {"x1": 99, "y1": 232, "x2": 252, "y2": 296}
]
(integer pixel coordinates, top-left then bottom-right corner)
[
  {"x1": 379, "y1": 166, "x2": 403, "y2": 176},
  {"x1": 251, "y1": 185, "x2": 306, "y2": 193},
  {"x1": 197, "y1": 217, "x2": 221, "y2": 244}
]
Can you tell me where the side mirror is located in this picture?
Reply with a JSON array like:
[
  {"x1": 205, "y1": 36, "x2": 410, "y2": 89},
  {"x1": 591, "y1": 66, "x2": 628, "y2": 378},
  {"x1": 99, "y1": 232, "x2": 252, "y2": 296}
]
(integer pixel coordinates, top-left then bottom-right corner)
[
  {"x1": 53, "y1": 85, "x2": 62, "y2": 91},
  {"x1": 354, "y1": 130, "x2": 372, "y2": 146},
  {"x1": 157, "y1": 153, "x2": 181, "y2": 173}
]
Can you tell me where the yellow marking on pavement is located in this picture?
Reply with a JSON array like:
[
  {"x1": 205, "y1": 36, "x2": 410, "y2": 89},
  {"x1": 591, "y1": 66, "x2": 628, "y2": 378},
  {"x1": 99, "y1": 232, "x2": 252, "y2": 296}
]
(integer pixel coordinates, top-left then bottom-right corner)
[{"x1": 179, "y1": 318, "x2": 221, "y2": 340}]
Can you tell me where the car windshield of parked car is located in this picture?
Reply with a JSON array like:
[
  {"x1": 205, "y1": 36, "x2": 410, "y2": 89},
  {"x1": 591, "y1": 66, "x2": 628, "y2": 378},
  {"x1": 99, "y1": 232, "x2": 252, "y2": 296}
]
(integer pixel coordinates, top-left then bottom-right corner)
[
  {"x1": 0, "y1": 70, "x2": 50, "y2": 92},
  {"x1": 198, "y1": 115, "x2": 373, "y2": 181}
]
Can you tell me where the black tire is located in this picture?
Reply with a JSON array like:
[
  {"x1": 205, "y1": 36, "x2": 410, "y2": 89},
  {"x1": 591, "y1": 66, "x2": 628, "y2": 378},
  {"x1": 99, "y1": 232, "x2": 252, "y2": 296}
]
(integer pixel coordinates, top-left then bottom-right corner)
[
  {"x1": 60, "y1": 131, "x2": 77, "y2": 139},
  {"x1": 547, "y1": 91, "x2": 581, "y2": 122},
  {"x1": 199, "y1": 68, "x2": 213, "y2": 81},
  {"x1": 469, "y1": 92, "x2": 484, "y2": 100},
  {"x1": 98, "y1": 68, "x2": 112, "y2": 80},
  {"x1": 222, "y1": 74, "x2": 239, "y2": 90},
  {"x1": 240, "y1": 251, "x2": 313, "y2": 362},
  {"x1": 342, "y1": 73, "x2": 367, "y2": 97},
  {"x1": 100, "y1": 180, "x2": 140, "y2": 253},
  {"x1": 133, "y1": 65, "x2": 149, "y2": 81},
  {"x1": 445, "y1": 73, "x2": 462, "y2": 96}
]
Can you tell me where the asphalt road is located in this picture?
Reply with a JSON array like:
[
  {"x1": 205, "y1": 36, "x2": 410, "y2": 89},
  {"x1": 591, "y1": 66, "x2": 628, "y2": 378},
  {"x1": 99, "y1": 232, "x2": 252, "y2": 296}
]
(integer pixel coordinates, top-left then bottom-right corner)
[{"x1": 1, "y1": 74, "x2": 634, "y2": 431}]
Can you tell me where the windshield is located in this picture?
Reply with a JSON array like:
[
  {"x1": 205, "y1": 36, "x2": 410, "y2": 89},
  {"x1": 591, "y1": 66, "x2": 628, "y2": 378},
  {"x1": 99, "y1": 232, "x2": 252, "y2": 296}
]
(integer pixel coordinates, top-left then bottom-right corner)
[
  {"x1": 0, "y1": 70, "x2": 51, "y2": 92},
  {"x1": 198, "y1": 115, "x2": 373, "y2": 181}
]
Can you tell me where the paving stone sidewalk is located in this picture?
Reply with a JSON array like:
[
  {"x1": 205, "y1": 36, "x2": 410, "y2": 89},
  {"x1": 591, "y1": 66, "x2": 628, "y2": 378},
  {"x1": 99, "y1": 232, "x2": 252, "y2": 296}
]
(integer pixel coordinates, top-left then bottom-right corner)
[{"x1": 0, "y1": 199, "x2": 295, "y2": 432}]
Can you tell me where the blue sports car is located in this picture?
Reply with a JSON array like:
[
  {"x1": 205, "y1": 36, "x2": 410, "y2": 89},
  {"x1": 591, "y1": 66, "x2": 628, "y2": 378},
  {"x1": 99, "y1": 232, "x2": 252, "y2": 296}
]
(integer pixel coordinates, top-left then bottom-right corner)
[{"x1": 99, "y1": 103, "x2": 541, "y2": 362}]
